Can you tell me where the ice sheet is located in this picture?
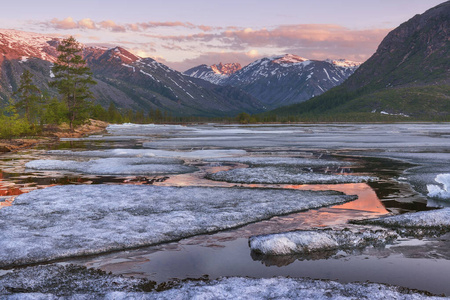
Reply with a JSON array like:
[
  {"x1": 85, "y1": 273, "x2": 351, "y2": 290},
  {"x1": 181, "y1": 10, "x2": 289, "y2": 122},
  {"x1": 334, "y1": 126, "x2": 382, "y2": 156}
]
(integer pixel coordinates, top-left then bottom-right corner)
[
  {"x1": 249, "y1": 228, "x2": 398, "y2": 255},
  {"x1": 208, "y1": 167, "x2": 374, "y2": 184},
  {"x1": 362, "y1": 208, "x2": 450, "y2": 229},
  {"x1": 204, "y1": 156, "x2": 352, "y2": 166},
  {"x1": 1, "y1": 267, "x2": 440, "y2": 299},
  {"x1": 25, "y1": 157, "x2": 195, "y2": 175},
  {"x1": 427, "y1": 174, "x2": 450, "y2": 199},
  {"x1": 47, "y1": 149, "x2": 247, "y2": 159},
  {"x1": 0, "y1": 185, "x2": 353, "y2": 267}
]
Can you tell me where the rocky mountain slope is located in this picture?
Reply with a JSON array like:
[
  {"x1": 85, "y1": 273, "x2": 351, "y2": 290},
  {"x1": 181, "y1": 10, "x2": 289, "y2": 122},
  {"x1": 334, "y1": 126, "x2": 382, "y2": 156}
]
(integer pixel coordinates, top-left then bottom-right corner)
[
  {"x1": 0, "y1": 29, "x2": 264, "y2": 117},
  {"x1": 184, "y1": 63, "x2": 242, "y2": 85},
  {"x1": 272, "y1": 1, "x2": 450, "y2": 120},
  {"x1": 185, "y1": 54, "x2": 361, "y2": 109}
]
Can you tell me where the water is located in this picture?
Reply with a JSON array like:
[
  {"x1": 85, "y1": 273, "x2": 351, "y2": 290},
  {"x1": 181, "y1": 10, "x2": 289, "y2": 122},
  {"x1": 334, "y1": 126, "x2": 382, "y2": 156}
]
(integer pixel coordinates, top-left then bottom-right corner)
[{"x1": 2, "y1": 123, "x2": 450, "y2": 295}]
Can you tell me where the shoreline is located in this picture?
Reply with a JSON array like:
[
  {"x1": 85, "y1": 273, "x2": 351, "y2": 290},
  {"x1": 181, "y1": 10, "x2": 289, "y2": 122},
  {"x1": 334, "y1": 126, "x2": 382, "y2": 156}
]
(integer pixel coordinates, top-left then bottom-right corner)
[{"x1": 0, "y1": 119, "x2": 109, "y2": 153}]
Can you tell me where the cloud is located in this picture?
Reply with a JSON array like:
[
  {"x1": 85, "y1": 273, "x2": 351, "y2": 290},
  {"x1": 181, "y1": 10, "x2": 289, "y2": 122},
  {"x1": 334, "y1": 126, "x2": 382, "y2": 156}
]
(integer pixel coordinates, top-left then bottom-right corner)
[
  {"x1": 40, "y1": 18, "x2": 215, "y2": 32},
  {"x1": 156, "y1": 24, "x2": 389, "y2": 51},
  {"x1": 99, "y1": 20, "x2": 126, "y2": 32},
  {"x1": 48, "y1": 17, "x2": 78, "y2": 30},
  {"x1": 78, "y1": 18, "x2": 96, "y2": 30}
]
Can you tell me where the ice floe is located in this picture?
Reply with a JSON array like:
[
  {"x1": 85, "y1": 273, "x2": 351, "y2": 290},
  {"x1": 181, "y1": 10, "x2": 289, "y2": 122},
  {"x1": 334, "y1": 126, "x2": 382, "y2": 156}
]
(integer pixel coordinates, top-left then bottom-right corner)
[
  {"x1": 208, "y1": 166, "x2": 374, "y2": 184},
  {"x1": 1, "y1": 266, "x2": 441, "y2": 299},
  {"x1": 0, "y1": 185, "x2": 353, "y2": 267},
  {"x1": 25, "y1": 157, "x2": 195, "y2": 175},
  {"x1": 427, "y1": 174, "x2": 450, "y2": 199},
  {"x1": 47, "y1": 148, "x2": 247, "y2": 159},
  {"x1": 361, "y1": 208, "x2": 450, "y2": 231},
  {"x1": 249, "y1": 228, "x2": 398, "y2": 255},
  {"x1": 0, "y1": 264, "x2": 147, "y2": 297},
  {"x1": 204, "y1": 156, "x2": 352, "y2": 167}
]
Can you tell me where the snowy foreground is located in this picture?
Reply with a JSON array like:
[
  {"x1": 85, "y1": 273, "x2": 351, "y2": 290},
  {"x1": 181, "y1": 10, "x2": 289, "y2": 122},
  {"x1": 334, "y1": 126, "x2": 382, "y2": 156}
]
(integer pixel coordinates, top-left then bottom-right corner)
[
  {"x1": 47, "y1": 148, "x2": 247, "y2": 159},
  {"x1": 0, "y1": 185, "x2": 354, "y2": 267},
  {"x1": 0, "y1": 265, "x2": 443, "y2": 299},
  {"x1": 25, "y1": 157, "x2": 196, "y2": 175},
  {"x1": 204, "y1": 156, "x2": 352, "y2": 166},
  {"x1": 209, "y1": 166, "x2": 374, "y2": 184},
  {"x1": 249, "y1": 228, "x2": 398, "y2": 255},
  {"x1": 362, "y1": 208, "x2": 450, "y2": 231},
  {"x1": 427, "y1": 174, "x2": 450, "y2": 199}
]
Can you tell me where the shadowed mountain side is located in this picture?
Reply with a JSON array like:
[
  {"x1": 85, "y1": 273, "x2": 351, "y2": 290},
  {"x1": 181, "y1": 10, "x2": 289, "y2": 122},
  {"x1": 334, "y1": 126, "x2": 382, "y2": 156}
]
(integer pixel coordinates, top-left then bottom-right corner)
[{"x1": 268, "y1": 1, "x2": 450, "y2": 120}]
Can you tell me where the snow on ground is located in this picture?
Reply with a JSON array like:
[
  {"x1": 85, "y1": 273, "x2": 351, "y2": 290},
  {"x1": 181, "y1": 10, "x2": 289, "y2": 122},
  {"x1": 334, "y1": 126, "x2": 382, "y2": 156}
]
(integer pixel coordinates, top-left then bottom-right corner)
[
  {"x1": 0, "y1": 264, "x2": 147, "y2": 297},
  {"x1": 0, "y1": 266, "x2": 441, "y2": 299},
  {"x1": 208, "y1": 166, "x2": 374, "y2": 184},
  {"x1": 249, "y1": 228, "x2": 398, "y2": 255},
  {"x1": 106, "y1": 123, "x2": 195, "y2": 136},
  {"x1": 204, "y1": 156, "x2": 352, "y2": 167},
  {"x1": 25, "y1": 157, "x2": 195, "y2": 175},
  {"x1": 47, "y1": 149, "x2": 247, "y2": 159},
  {"x1": 427, "y1": 174, "x2": 450, "y2": 199},
  {"x1": 0, "y1": 185, "x2": 354, "y2": 267},
  {"x1": 362, "y1": 208, "x2": 450, "y2": 230}
]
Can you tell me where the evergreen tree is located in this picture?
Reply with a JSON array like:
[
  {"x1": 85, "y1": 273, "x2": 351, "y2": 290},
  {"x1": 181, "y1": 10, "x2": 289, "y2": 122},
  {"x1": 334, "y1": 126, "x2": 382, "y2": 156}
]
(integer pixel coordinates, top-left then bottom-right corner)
[
  {"x1": 14, "y1": 70, "x2": 41, "y2": 123},
  {"x1": 51, "y1": 36, "x2": 96, "y2": 131}
]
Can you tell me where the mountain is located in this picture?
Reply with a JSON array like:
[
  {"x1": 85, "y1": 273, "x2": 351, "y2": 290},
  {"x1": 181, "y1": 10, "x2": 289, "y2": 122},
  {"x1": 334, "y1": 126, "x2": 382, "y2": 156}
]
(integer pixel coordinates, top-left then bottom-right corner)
[
  {"x1": 0, "y1": 29, "x2": 264, "y2": 117},
  {"x1": 184, "y1": 54, "x2": 361, "y2": 109},
  {"x1": 184, "y1": 62, "x2": 242, "y2": 85},
  {"x1": 271, "y1": 1, "x2": 450, "y2": 120}
]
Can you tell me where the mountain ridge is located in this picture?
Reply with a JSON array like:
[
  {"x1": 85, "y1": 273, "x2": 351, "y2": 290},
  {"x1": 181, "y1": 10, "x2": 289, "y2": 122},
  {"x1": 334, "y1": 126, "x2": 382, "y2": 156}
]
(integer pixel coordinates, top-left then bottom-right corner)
[
  {"x1": 270, "y1": 1, "x2": 450, "y2": 120},
  {"x1": 184, "y1": 54, "x2": 361, "y2": 109},
  {"x1": 0, "y1": 29, "x2": 265, "y2": 117}
]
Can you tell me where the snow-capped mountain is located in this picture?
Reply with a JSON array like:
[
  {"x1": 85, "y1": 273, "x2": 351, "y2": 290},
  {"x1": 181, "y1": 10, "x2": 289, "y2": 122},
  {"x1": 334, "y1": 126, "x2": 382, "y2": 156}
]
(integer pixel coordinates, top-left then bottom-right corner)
[
  {"x1": 184, "y1": 62, "x2": 241, "y2": 85},
  {"x1": 185, "y1": 54, "x2": 361, "y2": 109},
  {"x1": 0, "y1": 29, "x2": 264, "y2": 117}
]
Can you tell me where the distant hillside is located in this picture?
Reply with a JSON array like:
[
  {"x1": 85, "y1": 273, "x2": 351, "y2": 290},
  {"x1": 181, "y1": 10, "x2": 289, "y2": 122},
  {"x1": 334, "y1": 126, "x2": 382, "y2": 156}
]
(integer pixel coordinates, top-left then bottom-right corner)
[
  {"x1": 185, "y1": 54, "x2": 361, "y2": 110},
  {"x1": 0, "y1": 30, "x2": 264, "y2": 117},
  {"x1": 270, "y1": 1, "x2": 450, "y2": 120},
  {"x1": 184, "y1": 62, "x2": 242, "y2": 85}
]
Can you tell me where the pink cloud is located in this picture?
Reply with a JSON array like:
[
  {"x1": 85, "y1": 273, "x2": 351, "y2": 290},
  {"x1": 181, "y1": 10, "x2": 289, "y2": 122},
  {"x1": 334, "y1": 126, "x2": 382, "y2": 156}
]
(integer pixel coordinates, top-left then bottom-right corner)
[
  {"x1": 48, "y1": 17, "x2": 78, "y2": 30},
  {"x1": 99, "y1": 20, "x2": 126, "y2": 32}
]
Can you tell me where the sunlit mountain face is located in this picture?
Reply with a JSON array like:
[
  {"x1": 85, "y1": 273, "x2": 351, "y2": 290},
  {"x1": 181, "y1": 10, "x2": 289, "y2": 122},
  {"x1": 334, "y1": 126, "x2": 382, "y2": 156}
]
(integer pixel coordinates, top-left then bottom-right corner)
[{"x1": 185, "y1": 54, "x2": 361, "y2": 109}]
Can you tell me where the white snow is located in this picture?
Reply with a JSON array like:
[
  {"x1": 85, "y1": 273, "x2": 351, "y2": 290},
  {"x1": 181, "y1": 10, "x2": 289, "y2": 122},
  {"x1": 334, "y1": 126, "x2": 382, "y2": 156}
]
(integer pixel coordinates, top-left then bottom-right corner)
[
  {"x1": 0, "y1": 185, "x2": 352, "y2": 267},
  {"x1": 323, "y1": 68, "x2": 331, "y2": 80},
  {"x1": 427, "y1": 174, "x2": 450, "y2": 199},
  {"x1": 208, "y1": 166, "x2": 374, "y2": 184},
  {"x1": 25, "y1": 157, "x2": 195, "y2": 175},
  {"x1": 0, "y1": 268, "x2": 441, "y2": 299},
  {"x1": 249, "y1": 228, "x2": 398, "y2": 255},
  {"x1": 140, "y1": 69, "x2": 155, "y2": 80},
  {"x1": 204, "y1": 156, "x2": 352, "y2": 166},
  {"x1": 364, "y1": 207, "x2": 450, "y2": 229},
  {"x1": 48, "y1": 148, "x2": 247, "y2": 159},
  {"x1": 327, "y1": 58, "x2": 362, "y2": 69}
]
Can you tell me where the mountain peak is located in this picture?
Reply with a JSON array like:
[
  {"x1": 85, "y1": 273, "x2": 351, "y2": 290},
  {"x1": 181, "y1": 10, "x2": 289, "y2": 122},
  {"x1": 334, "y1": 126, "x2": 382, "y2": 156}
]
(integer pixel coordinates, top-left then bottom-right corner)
[
  {"x1": 210, "y1": 62, "x2": 242, "y2": 75},
  {"x1": 107, "y1": 47, "x2": 140, "y2": 64},
  {"x1": 0, "y1": 28, "x2": 59, "y2": 62},
  {"x1": 326, "y1": 59, "x2": 362, "y2": 68},
  {"x1": 271, "y1": 54, "x2": 309, "y2": 65}
]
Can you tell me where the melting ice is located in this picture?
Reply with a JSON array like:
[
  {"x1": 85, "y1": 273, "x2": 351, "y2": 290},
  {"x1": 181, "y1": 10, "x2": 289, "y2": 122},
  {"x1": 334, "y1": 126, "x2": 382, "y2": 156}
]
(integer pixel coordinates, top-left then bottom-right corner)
[{"x1": 0, "y1": 185, "x2": 353, "y2": 267}]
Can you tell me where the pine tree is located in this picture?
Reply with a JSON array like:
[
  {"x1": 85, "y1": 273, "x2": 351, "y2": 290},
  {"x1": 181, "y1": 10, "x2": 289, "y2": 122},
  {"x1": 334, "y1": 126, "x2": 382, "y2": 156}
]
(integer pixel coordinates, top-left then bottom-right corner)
[
  {"x1": 14, "y1": 70, "x2": 41, "y2": 123},
  {"x1": 51, "y1": 36, "x2": 96, "y2": 131}
]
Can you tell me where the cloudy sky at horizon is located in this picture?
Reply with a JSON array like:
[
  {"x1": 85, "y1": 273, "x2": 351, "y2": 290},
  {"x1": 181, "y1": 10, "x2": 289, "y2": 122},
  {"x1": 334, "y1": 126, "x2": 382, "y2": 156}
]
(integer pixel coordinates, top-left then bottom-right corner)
[{"x1": 0, "y1": 0, "x2": 444, "y2": 71}]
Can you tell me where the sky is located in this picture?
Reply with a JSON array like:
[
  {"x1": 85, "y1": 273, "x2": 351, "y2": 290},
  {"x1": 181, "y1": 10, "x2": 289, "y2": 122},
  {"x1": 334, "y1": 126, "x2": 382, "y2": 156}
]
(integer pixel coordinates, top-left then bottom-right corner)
[{"x1": 0, "y1": 0, "x2": 445, "y2": 71}]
